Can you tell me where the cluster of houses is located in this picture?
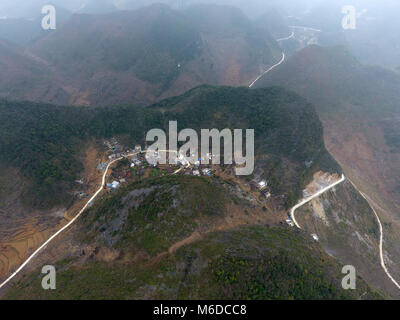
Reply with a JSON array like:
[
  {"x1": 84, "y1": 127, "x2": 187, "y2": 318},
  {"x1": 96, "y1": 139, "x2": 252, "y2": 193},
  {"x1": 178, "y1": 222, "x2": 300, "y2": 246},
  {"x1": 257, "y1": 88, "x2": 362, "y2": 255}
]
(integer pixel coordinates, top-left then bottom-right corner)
[
  {"x1": 192, "y1": 168, "x2": 212, "y2": 176},
  {"x1": 102, "y1": 140, "x2": 276, "y2": 208},
  {"x1": 131, "y1": 147, "x2": 216, "y2": 177},
  {"x1": 104, "y1": 138, "x2": 125, "y2": 160},
  {"x1": 101, "y1": 138, "x2": 318, "y2": 237},
  {"x1": 249, "y1": 179, "x2": 271, "y2": 200},
  {"x1": 101, "y1": 139, "x2": 218, "y2": 190}
]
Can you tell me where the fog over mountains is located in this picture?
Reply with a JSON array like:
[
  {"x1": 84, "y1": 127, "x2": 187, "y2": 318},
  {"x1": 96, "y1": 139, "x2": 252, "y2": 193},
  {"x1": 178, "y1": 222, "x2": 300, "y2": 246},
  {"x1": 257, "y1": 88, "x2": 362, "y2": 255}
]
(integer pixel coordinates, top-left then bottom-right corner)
[
  {"x1": 1, "y1": 0, "x2": 399, "y2": 67},
  {"x1": 0, "y1": 0, "x2": 400, "y2": 301}
]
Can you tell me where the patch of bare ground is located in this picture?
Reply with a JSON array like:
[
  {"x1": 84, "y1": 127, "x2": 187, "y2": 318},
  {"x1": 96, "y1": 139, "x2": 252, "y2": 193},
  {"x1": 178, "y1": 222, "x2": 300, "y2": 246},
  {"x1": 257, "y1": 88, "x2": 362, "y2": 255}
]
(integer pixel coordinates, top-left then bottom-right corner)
[
  {"x1": 295, "y1": 179, "x2": 400, "y2": 298},
  {"x1": 0, "y1": 167, "x2": 288, "y2": 296},
  {"x1": 322, "y1": 113, "x2": 400, "y2": 296},
  {"x1": 0, "y1": 141, "x2": 107, "y2": 282},
  {"x1": 167, "y1": 200, "x2": 278, "y2": 255},
  {"x1": 0, "y1": 164, "x2": 63, "y2": 281}
]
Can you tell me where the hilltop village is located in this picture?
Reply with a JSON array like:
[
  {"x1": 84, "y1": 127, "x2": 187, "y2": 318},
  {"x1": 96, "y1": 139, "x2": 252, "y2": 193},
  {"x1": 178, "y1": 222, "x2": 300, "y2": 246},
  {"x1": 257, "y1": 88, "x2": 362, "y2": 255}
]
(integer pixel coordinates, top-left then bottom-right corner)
[
  {"x1": 71, "y1": 138, "x2": 339, "y2": 233},
  {"x1": 94, "y1": 138, "x2": 274, "y2": 205}
]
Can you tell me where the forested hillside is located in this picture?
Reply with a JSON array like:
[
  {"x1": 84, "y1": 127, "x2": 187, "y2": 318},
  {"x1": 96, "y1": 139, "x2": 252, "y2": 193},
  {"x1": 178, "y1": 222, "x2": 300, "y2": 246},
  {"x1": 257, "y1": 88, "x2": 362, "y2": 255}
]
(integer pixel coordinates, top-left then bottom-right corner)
[
  {"x1": 0, "y1": 85, "x2": 338, "y2": 208},
  {"x1": 3, "y1": 175, "x2": 381, "y2": 300},
  {"x1": 255, "y1": 44, "x2": 400, "y2": 288}
]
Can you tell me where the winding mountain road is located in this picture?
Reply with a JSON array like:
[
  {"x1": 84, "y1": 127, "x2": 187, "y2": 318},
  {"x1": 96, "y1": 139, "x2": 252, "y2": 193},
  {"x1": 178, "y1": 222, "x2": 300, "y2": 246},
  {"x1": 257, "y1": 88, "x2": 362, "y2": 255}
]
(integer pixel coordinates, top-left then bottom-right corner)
[
  {"x1": 0, "y1": 149, "x2": 192, "y2": 290},
  {"x1": 289, "y1": 25, "x2": 322, "y2": 32},
  {"x1": 0, "y1": 152, "x2": 138, "y2": 290},
  {"x1": 277, "y1": 32, "x2": 295, "y2": 42},
  {"x1": 290, "y1": 173, "x2": 400, "y2": 291},
  {"x1": 2, "y1": 23, "x2": 399, "y2": 297},
  {"x1": 252, "y1": 25, "x2": 400, "y2": 292},
  {"x1": 347, "y1": 179, "x2": 400, "y2": 290},
  {"x1": 290, "y1": 174, "x2": 346, "y2": 229},
  {"x1": 0, "y1": 28, "x2": 291, "y2": 291},
  {"x1": 249, "y1": 29, "x2": 296, "y2": 88},
  {"x1": 249, "y1": 52, "x2": 285, "y2": 88}
]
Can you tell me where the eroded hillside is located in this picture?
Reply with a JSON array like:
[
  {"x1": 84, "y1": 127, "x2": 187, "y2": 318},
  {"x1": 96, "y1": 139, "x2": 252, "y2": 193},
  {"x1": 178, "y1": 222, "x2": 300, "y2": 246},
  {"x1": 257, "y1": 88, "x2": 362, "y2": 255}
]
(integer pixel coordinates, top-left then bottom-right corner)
[
  {"x1": 254, "y1": 44, "x2": 400, "y2": 295},
  {"x1": 1, "y1": 175, "x2": 381, "y2": 300},
  {"x1": 0, "y1": 85, "x2": 338, "y2": 285},
  {"x1": 295, "y1": 179, "x2": 399, "y2": 298}
]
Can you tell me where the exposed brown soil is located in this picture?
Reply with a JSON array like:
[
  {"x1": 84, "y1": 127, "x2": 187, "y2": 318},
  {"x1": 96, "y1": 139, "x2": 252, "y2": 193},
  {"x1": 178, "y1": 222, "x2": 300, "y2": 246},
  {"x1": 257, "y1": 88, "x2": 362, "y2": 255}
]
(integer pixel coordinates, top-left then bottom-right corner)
[
  {"x1": 0, "y1": 142, "x2": 106, "y2": 281},
  {"x1": 321, "y1": 115, "x2": 400, "y2": 297}
]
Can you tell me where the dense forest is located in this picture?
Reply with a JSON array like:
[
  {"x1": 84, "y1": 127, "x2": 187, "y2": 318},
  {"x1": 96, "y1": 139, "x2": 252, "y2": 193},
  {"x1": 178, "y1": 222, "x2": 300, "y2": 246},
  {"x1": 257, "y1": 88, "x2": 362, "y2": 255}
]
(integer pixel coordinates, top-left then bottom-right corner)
[
  {"x1": 3, "y1": 174, "x2": 380, "y2": 299},
  {"x1": 0, "y1": 85, "x2": 339, "y2": 208},
  {"x1": 4, "y1": 222, "x2": 381, "y2": 299},
  {"x1": 0, "y1": 99, "x2": 162, "y2": 207}
]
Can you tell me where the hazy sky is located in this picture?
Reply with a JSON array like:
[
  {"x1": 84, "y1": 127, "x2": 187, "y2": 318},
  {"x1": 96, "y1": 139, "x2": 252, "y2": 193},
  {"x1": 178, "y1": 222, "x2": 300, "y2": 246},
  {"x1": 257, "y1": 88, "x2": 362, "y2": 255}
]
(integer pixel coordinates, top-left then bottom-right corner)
[{"x1": 0, "y1": 0, "x2": 398, "y2": 19}]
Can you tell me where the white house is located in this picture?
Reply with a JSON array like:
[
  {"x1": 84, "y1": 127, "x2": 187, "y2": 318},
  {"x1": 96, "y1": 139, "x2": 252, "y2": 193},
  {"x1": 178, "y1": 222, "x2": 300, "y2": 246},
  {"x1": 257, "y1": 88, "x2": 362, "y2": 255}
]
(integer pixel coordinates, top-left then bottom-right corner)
[
  {"x1": 286, "y1": 219, "x2": 294, "y2": 227},
  {"x1": 258, "y1": 180, "x2": 267, "y2": 189},
  {"x1": 111, "y1": 181, "x2": 120, "y2": 189}
]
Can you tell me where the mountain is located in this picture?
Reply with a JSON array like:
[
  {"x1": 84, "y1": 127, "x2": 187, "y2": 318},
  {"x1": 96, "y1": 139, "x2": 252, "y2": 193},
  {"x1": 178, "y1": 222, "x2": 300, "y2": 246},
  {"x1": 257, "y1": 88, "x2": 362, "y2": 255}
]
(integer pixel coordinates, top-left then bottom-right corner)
[
  {"x1": 1, "y1": 0, "x2": 399, "y2": 302},
  {"x1": 0, "y1": 5, "x2": 72, "y2": 45},
  {"x1": 2, "y1": 175, "x2": 381, "y2": 300},
  {"x1": 0, "y1": 85, "x2": 337, "y2": 209},
  {"x1": 295, "y1": 178, "x2": 399, "y2": 297},
  {"x1": 0, "y1": 85, "x2": 343, "y2": 286},
  {"x1": 117, "y1": 0, "x2": 186, "y2": 11},
  {"x1": 291, "y1": 0, "x2": 400, "y2": 69},
  {"x1": 9, "y1": 3, "x2": 281, "y2": 106},
  {"x1": 78, "y1": 0, "x2": 117, "y2": 14},
  {"x1": 0, "y1": 18, "x2": 43, "y2": 45},
  {"x1": 0, "y1": 81, "x2": 387, "y2": 297},
  {"x1": 0, "y1": 1, "x2": 97, "y2": 18},
  {"x1": 0, "y1": 39, "x2": 70, "y2": 102},
  {"x1": 0, "y1": 62, "x2": 396, "y2": 299},
  {"x1": 254, "y1": 8, "x2": 290, "y2": 39},
  {"x1": 255, "y1": 45, "x2": 400, "y2": 115},
  {"x1": 254, "y1": 45, "x2": 400, "y2": 290}
]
